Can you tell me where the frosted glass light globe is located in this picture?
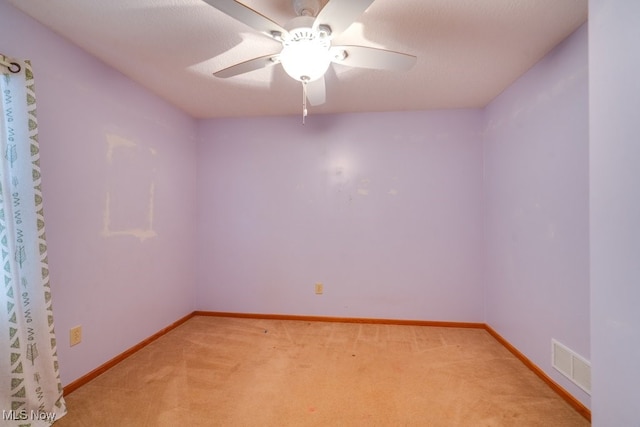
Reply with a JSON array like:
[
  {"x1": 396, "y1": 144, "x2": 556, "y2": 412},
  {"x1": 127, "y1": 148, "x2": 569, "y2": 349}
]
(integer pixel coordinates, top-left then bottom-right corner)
[{"x1": 280, "y1": 39, "x2": 331, "y2": 82}]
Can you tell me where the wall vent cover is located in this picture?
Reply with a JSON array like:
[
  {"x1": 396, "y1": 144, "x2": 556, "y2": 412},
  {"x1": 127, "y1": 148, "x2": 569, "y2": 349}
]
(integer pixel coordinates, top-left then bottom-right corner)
[{"x1": 552, "y1": 339, "x2": 591, "y2": 394}]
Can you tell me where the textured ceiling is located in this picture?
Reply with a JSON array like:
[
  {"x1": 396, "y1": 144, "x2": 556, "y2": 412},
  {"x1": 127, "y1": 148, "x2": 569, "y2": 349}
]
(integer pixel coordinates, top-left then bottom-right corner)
[{"x1": 8, "y1": 0, "x2": 587, "y2": 118}]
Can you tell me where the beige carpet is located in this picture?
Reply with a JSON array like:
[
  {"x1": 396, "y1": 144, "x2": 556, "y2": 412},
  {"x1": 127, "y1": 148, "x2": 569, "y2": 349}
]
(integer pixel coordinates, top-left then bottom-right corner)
[{"x1": 54, "y1": 316, "x2": 589, "y2": 426}]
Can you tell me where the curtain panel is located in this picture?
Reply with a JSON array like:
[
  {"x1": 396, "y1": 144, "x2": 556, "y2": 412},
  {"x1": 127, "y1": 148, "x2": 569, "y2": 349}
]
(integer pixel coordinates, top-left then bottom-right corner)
[{"x1": 1, "y1": 55, "x2": 66, "y2": 425}]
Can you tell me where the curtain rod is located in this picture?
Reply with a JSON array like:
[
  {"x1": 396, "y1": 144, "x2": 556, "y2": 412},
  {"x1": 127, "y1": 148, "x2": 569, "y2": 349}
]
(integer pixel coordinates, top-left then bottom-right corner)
[{"x1": 0, "y1": 55, "x2": 21, "y2": 73}]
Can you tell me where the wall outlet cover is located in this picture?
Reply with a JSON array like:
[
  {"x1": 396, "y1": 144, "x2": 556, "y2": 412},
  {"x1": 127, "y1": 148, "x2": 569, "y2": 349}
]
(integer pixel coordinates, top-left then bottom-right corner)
[{"x1": 70, "y1": 325, "x2": 82, "y2": 347}]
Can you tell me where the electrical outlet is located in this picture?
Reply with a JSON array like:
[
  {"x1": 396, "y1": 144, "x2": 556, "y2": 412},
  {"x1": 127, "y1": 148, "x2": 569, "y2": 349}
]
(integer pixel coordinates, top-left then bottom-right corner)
[
  {"x1": 315, "y1": 282, "x2": 323, "y2": 295},
  {"x1": 70, "y1": 325, "x2": 82, "y2": 347}
]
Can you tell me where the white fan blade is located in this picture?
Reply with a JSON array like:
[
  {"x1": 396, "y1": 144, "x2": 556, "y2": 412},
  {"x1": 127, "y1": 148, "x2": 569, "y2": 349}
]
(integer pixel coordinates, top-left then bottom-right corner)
[
  {"x1": 202, "y1": 0, "x2": 288, "y2": 39},
  {"x1": 331, "y1": 45, "x2": 417, "y2": 71},
  {"x1": 214, "y1": 53, "x2": 280, "y2": 78},
  {"x1": 313, "y1": 0, "x2": 375, "y2": 37},
  {"x1": 306, "y1": 77, "x2": 326, "y2": 106}
]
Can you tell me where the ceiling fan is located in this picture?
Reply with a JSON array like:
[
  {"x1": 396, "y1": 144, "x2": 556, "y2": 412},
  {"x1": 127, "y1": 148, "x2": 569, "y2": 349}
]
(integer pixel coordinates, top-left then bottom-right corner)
[{"x1": 204, "y1": 0, "x2": 417, "y2": 119}]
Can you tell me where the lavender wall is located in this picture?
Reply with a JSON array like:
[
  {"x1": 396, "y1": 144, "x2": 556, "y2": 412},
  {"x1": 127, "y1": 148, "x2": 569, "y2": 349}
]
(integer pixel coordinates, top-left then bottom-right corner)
[
  {"x1": 197, "y1": 111, "x2": 484, "y2": 321},
  {"x1": 483, "y1": 24, "x2": 590, "y2": 406},
  {"x1": 1, "y1": 1, "x2": 198, "y2": 385},
  {"x1": 589, "y1": 1, "x2": 640, "y2": 424}
]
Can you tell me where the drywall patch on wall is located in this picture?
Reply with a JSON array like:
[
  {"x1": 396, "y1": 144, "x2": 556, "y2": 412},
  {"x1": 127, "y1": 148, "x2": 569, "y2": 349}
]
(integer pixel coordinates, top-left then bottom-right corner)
[
  {"x1": 106, "y1": 133, "x2": 136, "y2": 163},
  {"x1": 357, "y1": 178, "x2": 370, "y2": 196},
  {"x1": 102, "y1": 133, "x2": 157, "y2": 242},
  {"x1": 388, "y1": 176, "x2": 399, "y2": 196},
  {"x1": 102, "y1": 186, "x2": 157, "y2": 242}
]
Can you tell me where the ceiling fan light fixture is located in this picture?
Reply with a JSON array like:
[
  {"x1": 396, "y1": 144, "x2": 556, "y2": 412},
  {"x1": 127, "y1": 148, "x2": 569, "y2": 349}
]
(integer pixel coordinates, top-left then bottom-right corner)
[
  {"x1": 279, "y1": 15, "x2": 331, "y2": 82},
  {"x1": 206, "y1": 0, "x2": 417, "y2": 111},
  {"x1": 280, "y1": 39, "x2": 331, "y2": 82}
]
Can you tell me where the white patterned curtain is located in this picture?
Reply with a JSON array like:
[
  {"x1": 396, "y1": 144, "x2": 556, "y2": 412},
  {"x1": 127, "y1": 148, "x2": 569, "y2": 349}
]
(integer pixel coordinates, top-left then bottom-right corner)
[{"x1": 0, "y1": 56, "x2": 66, "y2": 425}]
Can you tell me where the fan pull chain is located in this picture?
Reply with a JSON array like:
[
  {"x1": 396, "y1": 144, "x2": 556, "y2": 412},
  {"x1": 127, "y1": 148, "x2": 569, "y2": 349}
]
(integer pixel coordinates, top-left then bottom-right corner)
[{"x1": 302, "y1": 80, "x2": 308, "y2": 125}]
